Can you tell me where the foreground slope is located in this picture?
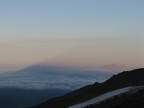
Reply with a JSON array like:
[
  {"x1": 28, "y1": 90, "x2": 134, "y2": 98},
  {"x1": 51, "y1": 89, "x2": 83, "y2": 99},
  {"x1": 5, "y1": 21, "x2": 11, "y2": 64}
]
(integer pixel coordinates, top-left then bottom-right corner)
[
  {"x1": 85, "y1": 88, "x2": 144, "y2": 108},
  {"x1": 32, "y1": 68, "x2": 144, "y2": 108},
  {"x1": 69, "y1": 86, "x2": 144, "y2": 108}
]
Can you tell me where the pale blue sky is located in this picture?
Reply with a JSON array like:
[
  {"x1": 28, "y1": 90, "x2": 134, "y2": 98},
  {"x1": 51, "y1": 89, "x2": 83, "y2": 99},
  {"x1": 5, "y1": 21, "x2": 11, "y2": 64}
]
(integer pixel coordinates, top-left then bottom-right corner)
[
  {"x1": 0, "y1": 0, "x2": 143, "y2": 39},
  {"x1": 0, "y1": 0, "x2": 143, "y2": 71}
]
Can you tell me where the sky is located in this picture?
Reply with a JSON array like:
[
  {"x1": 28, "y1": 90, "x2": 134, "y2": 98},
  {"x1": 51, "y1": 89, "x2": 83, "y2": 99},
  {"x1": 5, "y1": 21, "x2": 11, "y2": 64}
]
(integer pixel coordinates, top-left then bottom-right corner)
[{"x1": 0, "y1": 0, "x2": 144, "y2": 72}]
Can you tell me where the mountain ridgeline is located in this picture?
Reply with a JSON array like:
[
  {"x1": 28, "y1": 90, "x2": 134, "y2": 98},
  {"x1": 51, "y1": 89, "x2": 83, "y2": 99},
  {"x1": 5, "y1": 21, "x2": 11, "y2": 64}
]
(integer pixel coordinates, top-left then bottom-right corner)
[{"x1": 32, "y1": 68, "x2": 144, "y2": 108}]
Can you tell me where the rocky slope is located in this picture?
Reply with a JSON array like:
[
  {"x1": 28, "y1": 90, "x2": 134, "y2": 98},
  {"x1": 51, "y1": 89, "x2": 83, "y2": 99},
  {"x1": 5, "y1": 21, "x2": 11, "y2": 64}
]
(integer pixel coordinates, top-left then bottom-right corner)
[{"x1": 31, "y1": 68, "x2": 144, "y2": 108}]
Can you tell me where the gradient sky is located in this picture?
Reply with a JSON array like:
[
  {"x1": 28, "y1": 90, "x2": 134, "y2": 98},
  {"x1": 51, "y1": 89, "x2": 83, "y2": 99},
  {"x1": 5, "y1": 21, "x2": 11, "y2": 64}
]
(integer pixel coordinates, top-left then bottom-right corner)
[{"x1": 0, "y1": 0, "x2": 144, "y2": 71}]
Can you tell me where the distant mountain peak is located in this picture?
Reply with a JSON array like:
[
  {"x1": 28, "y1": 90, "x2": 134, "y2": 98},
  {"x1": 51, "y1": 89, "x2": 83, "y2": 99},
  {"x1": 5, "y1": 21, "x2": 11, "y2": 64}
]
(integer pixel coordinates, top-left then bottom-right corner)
[{"x1": 103, "y1": 63, "x2": 127, "y2": 69}]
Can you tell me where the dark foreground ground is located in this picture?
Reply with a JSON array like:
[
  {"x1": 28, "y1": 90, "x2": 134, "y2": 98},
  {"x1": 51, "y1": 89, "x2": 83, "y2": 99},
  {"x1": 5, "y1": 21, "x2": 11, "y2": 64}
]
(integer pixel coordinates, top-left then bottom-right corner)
[
  {"x1": 85, "y1": 88, "x2": 144, "y2": 108},
  {"x1": 0, "y1": 88, "x2": 70, "y2": 108}
]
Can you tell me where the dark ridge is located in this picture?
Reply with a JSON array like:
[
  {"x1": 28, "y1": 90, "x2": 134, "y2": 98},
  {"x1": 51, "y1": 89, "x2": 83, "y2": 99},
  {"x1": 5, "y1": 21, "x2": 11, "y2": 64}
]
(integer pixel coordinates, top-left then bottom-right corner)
[{"x1": 31, "y1": 68, "x2": 144, "y2": 108}]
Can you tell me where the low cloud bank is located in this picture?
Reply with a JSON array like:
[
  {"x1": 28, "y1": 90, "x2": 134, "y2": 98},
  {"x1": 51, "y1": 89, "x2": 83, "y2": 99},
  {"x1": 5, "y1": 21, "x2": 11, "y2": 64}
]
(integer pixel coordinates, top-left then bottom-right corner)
[{"x1": 0, "y1": 67, "x2": 112, "y2": 90}]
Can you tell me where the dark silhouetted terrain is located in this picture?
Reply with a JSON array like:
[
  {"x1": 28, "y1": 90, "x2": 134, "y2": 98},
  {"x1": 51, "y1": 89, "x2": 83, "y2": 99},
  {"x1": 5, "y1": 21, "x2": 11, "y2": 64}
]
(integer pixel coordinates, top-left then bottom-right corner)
[{"x1": 0, "y1": 88, "x2": 70, "y2": 108}]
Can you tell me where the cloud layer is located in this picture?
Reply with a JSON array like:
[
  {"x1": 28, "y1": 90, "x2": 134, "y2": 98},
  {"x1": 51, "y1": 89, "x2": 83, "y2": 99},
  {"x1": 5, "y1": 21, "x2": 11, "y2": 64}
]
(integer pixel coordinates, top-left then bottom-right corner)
[{"x1": 0, "y1": 67, "x2": 112, "y2": 90}]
